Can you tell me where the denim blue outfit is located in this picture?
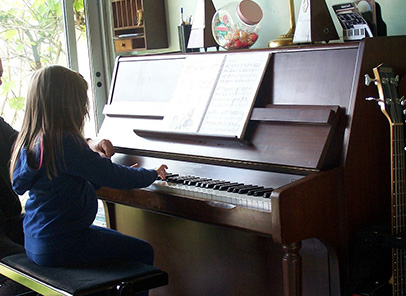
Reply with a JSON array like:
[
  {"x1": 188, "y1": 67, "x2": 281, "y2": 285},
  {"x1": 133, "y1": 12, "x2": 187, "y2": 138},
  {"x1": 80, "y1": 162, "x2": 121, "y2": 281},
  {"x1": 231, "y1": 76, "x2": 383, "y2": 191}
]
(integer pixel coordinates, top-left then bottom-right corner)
[{"x1": 12, "y1": 132, "x2": 157, "y2": 268}]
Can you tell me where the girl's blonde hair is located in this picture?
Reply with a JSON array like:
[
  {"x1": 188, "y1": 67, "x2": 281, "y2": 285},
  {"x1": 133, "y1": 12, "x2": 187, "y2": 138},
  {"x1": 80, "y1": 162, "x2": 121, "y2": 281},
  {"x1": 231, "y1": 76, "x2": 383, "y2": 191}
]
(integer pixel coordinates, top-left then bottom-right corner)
[{"x1": 10, "y1": 65, "x2": 89, "y2": 179}]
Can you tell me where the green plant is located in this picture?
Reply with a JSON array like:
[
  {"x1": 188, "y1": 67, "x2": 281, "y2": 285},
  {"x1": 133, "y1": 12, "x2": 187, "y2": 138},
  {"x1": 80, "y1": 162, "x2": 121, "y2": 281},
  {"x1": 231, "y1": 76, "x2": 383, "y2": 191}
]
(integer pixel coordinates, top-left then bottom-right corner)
[{"x1": 0, "y1": 0, "x2": 85, "y2": 127}]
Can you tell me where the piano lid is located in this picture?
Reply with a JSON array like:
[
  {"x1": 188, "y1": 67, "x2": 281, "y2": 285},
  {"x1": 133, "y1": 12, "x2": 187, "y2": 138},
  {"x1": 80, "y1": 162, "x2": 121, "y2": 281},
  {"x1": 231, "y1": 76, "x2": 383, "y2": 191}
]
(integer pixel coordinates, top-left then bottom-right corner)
[{"x1": 100, "y1": 48, "x2": 348, "y2": 174}]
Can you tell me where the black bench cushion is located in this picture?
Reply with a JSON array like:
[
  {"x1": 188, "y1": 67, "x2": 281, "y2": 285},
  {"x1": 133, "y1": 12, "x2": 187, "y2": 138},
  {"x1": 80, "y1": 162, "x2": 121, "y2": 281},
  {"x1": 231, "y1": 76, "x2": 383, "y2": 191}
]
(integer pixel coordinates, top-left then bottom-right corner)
[{"x1": 1, "y1": 253, "x2": 168, "y2": 295}]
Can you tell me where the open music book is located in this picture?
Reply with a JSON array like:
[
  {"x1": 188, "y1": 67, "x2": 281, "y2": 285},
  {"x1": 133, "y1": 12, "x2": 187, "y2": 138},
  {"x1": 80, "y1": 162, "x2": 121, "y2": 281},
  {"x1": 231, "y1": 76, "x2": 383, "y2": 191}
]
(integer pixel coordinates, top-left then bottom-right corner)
[{"x1": 163, "y1": 52, "x2": 271, "y2": 139}]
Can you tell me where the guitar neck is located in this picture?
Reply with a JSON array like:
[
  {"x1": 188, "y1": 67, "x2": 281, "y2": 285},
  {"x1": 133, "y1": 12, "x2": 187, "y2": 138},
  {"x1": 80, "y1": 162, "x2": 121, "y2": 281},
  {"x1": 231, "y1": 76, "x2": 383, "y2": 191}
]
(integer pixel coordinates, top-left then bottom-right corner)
[
  {"x1": 391, "y1": 122, "x2": 406, "y2": 296},
  {"x1": 391, "y1": 123, "x2": 406, "y2": 234}
]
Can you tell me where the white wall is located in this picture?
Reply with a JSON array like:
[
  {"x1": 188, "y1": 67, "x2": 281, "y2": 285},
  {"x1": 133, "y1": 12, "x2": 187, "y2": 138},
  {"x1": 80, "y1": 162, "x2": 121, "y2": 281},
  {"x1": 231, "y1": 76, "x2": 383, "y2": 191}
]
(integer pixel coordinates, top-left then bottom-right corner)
[{"x1": 164, "y1": 0, "x2": 406, "y2": 51}]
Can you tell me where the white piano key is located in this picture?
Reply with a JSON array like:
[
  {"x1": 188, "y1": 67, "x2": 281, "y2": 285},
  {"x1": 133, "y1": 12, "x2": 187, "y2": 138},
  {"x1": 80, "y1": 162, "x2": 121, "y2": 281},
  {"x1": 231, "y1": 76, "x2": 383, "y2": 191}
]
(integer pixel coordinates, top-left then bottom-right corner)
[{"x1": 149, "y1": 180, "x2": 271, "y2": 212}]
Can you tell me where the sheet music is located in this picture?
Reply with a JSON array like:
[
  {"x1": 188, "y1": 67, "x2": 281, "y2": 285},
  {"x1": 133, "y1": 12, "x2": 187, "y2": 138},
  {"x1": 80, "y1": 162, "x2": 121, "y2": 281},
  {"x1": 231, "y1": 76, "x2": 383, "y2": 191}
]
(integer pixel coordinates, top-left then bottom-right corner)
[
  {"x1": 163, "y1": 55, "x2": 225, "y2": 132},
  {"x1": 163, "y1": 52, "x2": 270, "y2": 138},
  {"x1": 198, "y1": 53, "x2": 270, "y2": 137}
]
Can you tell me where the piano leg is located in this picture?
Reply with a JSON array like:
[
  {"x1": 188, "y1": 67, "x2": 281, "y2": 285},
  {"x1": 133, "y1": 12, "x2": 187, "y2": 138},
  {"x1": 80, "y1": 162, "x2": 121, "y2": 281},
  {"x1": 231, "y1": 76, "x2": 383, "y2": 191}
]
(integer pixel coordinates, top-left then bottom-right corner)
[{"x1": 282, "y1": 242, "x2": 302, "y2": 296}]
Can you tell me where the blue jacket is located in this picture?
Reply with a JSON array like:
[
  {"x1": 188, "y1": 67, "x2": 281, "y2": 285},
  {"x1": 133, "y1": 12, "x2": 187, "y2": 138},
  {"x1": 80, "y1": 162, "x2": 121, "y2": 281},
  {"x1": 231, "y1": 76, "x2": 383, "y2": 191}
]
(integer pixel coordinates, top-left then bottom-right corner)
[{"x1": 12, "y1": 133, "x2": 158, "y2": 255}]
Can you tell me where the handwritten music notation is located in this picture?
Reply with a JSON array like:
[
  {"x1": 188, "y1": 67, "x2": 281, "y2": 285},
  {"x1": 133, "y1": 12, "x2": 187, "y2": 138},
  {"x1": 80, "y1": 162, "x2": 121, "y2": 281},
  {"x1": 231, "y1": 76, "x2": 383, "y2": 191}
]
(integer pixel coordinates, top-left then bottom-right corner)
[
  {"x1": 163, "y1": 52, "x2": 271, "y2": 139},
  {"x1": 163, "y1": 54, "x2": 224, "y2": 133}
]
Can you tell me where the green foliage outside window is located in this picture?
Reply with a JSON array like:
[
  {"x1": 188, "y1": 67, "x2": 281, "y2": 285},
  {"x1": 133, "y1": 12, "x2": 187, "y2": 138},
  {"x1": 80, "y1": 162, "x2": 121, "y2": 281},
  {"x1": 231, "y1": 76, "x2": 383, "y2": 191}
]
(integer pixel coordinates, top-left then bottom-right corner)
[{"x1": 0, "y1": 0, "x2": 85, "y2": 127}]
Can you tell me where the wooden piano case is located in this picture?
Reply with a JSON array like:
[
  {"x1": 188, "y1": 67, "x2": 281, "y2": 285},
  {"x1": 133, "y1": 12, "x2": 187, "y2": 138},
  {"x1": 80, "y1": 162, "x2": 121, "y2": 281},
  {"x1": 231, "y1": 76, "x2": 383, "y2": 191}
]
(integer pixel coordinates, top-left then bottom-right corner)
[{"x1": 97, "y1": 36, "x2": 406, "y2": 295}]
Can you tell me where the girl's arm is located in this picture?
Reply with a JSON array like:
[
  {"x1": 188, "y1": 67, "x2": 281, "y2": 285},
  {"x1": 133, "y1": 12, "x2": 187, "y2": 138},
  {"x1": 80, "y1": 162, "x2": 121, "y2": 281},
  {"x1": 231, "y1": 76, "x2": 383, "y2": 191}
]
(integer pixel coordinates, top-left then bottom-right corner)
[{"x1": 62, "y1": 134, "x2": 166, "y2": 190}]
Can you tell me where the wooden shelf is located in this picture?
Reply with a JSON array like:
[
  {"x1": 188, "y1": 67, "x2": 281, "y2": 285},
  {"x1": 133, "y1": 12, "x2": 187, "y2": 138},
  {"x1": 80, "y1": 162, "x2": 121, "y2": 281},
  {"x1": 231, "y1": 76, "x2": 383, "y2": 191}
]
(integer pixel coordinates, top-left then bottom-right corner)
[
  {"x1": 111, "y1": 0, "x2": 168, "y2": 52},
  {"x1": 114, "y1": 25, "x2": 143, "y2": 31}
]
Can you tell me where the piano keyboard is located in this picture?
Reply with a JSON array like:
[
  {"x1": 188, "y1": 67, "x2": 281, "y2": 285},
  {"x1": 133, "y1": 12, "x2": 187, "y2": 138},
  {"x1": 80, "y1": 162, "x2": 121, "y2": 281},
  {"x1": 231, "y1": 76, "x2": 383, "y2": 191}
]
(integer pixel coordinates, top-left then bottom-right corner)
[{"x1": 149, "y1": 174, "x2": 272, "y2": 212}]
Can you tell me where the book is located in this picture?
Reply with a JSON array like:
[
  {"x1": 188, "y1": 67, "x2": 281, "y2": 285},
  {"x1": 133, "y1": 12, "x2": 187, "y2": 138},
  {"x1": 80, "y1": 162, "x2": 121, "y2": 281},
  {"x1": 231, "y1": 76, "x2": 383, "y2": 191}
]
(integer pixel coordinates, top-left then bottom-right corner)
[{"x1": 163, "y1": 51, "x2": 270, "y2": 139}]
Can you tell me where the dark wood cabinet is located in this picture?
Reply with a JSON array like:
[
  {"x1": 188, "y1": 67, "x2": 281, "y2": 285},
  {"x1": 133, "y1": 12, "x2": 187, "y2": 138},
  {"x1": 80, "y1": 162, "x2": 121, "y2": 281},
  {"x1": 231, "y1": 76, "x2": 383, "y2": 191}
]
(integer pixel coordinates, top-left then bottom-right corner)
[{"x1": 111, "y1": 0, "x2": 168, "y2": 52}]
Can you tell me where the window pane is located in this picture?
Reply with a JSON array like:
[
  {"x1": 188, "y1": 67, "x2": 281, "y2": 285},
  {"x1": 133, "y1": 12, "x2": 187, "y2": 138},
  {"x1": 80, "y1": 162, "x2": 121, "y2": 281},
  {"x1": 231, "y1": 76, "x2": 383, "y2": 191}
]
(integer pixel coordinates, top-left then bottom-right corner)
[
  {"x1": 0, "y1": 0, "x2": 69, "y2": 129},
  {"x1": 0, "y1": 0, "x2": 95, "y2": 136}
]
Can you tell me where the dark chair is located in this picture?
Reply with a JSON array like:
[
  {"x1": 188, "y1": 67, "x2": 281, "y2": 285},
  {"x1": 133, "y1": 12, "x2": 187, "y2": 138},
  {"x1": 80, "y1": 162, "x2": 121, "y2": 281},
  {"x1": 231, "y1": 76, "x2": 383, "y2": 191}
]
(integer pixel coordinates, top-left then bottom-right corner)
[{"x1": 0, "y1": 252, "x2": 168, "y2": 295}]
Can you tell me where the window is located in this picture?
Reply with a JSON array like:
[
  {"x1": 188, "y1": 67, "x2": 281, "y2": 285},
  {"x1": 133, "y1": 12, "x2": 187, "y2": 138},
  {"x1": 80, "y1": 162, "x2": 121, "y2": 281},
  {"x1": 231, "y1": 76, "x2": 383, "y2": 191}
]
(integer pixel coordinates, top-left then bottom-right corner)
[
  {"x1": 0, "y1": 0, "x2": 112, "y2": 137},
  {"x1": 0, "y1": 0, "x2": 66, "y2": 128}
]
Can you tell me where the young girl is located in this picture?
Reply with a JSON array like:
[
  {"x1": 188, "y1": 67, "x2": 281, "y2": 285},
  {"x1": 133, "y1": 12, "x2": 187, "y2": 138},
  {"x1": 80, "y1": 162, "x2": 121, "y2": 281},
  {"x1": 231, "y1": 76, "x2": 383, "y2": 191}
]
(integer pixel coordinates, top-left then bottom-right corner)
[{"x1": 9, "y1": 65, "x2": 167, "y2": 269}]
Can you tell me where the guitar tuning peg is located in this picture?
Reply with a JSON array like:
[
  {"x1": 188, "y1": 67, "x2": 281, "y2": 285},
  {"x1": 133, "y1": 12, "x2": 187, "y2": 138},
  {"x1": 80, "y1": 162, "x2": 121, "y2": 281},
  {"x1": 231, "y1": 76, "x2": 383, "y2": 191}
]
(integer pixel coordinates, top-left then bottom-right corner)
[
  {"x1": 366, "y1": 97, "x2": 379, "y2": 102},
  {"x1": 365, "y1": 74, "x2": 377, "y2": 86},
  {"x1": 395, "y1": 75, "x2": 400, "y2": 84},
  {"x1": 401, "y1": 96, "x2": 406, "y2": 106}
]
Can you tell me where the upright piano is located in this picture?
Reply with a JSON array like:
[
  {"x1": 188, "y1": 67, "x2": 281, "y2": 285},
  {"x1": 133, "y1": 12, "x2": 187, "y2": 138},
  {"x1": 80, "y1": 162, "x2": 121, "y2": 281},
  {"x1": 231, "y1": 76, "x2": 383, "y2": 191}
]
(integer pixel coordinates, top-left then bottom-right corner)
[{"x1": 97, "y1": 36, "x2": 406, "y2": 296}]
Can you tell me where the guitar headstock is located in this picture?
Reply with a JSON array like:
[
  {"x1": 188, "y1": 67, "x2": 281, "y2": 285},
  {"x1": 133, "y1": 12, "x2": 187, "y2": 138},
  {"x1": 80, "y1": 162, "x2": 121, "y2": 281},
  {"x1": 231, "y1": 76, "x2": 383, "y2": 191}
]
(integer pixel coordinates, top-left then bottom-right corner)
[{"x1": 365, "y1": 63, "x2": 405, "y2": 124}]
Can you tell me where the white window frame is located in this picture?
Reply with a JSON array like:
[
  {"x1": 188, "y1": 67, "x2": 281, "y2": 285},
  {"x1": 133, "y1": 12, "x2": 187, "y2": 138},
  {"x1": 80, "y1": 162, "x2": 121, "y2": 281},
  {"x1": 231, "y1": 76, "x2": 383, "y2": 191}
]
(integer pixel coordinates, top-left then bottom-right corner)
[{"x1": 63, "y1": 0, "x2": 115, "y2": 134}]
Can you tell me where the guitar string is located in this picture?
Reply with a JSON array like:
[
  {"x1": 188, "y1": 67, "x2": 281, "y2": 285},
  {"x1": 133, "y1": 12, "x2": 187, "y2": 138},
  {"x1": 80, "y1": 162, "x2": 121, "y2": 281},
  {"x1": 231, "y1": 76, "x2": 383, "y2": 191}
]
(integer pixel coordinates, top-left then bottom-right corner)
[
  {"x1": 400, "y1": 123, "x2": 405, "y2": 296},
  {"x1": 401, "y1": 124, "x2": 405, "y2": 296},
  {"x1": 385, "y1": 72, "x2": 404, "y2": 295},
  {"x1": 387, "y1": 76, "x2": 398, "y2": 295},
  {"x1": 394, "y1": 123, "x2": 400, "y2": 295},
  {"x1": 392, "y1": 72, "x2": 406, "y2": 295},
  {"x1": 394, "y1": 123, "x2": 399, "y2": 295},
  {"x1": 398, "y1": 123, "x2": 406, "y2": 295},
  {"x1": 394, "y1": 122, "x2": 406, "y2": 295},
  {"x1": 378, "y1": 70, "x2": 405, "y2": 295},
  {"x1": 401, "y1": 89, "x2": 406, "y2": 296},
  {"x1": 397, "y1": 124, "x2": 403, "y2": 295}
]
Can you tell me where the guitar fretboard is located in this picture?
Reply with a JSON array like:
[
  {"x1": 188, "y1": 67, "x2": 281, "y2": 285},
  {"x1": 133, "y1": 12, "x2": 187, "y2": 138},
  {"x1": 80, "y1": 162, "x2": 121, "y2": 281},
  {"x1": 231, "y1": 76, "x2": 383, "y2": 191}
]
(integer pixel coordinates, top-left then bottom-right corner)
[{"x1": 392, "y1": 123, "x2": 406, "y2": 296}]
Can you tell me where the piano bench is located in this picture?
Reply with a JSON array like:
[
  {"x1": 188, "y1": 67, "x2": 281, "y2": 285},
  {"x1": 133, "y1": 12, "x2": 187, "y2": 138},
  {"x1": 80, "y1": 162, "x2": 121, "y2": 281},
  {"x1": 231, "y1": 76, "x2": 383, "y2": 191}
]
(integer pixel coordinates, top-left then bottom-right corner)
[{"x1": 0, "y1": 252, "x2": 168, "y2": 296}]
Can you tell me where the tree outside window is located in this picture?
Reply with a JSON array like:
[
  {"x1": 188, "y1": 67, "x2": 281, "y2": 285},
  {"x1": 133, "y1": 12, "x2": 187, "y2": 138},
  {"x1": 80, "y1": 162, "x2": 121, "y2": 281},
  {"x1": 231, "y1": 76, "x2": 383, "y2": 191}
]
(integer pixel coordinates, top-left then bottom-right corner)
[{"x1": 0, "y1": 0, "x2": 86, "y2": 129}]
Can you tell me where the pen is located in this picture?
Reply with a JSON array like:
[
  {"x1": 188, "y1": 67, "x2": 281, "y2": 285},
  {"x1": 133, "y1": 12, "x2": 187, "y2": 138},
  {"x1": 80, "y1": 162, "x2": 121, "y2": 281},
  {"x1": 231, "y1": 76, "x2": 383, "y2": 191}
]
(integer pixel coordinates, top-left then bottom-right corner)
[{"x1": 180, "y1": 7, "x2": 184, "y2": 25}]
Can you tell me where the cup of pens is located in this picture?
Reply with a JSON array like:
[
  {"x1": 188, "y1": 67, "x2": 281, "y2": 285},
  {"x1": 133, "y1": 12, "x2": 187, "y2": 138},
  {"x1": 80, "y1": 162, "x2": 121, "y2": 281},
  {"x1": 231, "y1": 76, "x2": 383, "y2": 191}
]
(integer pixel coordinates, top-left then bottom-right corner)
[
  {"x1": 178, "y1": 8, "x2": 194, "y2": 53},
  {"x1": 178, "y1": 24, "x2": 192, "y2": 53}
]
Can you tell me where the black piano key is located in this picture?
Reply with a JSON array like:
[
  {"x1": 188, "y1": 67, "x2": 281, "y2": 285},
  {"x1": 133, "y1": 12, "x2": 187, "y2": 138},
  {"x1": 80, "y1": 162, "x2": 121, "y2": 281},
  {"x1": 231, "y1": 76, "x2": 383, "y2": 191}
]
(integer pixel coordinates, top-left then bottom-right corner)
[
  {"x1": 158, "y1": 173, "x2": 175, "y2": 181},
  {"x1": 195, "y1": 179, "x2": 214, "y2": 187},
  {"x1": 213, "y1": 182, "x2": 234, "y2": 190},
  {"x1": 190, "y1": 178, "x2": 212, "y2": 186},
  {"x1": 166, "y1": 176, "x2": 179, "y2": 183},
  {"x1": 195, "y1": 178, "x2": 213, "y2": 187},
  {"x1": 205, "y1": 181, "x2": 229, "y2": 188},
  {"x1": 169, "y1": 178, "x2": 183, "y2": 184},
  {"x1": 184, "y1": 178, "x2": 201, "y2": 185},
  {"x1": 174, "y1": 176, "x2": 195, "y2": 184},
  {"x1": 159, "y1": 174, "x2": 273, "y2": 204},
  {"x1": 229, "y1": 184, "x2": 251, "y2": 193},
  {"x1": 194, "y1": 179, "x2": 205, "y2": 186},
  {"x1": 252, "y1": 188, "x2": 274, "y2": 196},
  {"x1": 234, "y1": 185, "x2": 260, "y2": 193},
  {"x1": 218, "y1": 183, "x2": 243, "y2": 191},
  {"x1": 160, "y1": 173, "x2": 178, "y2": 181},
  {"x1": 197, "y1": 179, "x2": 210, "y2": 185},
  {"x1": 173, "y1": 177, "x2": 189, "y2": 184},
  {"x1": 238, "y1": 186, "x2": 264, "y2": 194}
]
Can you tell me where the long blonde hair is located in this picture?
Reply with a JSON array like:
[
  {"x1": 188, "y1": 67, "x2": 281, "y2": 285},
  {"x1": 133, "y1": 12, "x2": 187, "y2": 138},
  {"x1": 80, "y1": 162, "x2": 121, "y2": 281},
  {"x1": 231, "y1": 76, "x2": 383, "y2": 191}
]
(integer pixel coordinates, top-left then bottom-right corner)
[{"x1": 10, "y1": 65, "x2": 89, "y2": 179}]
